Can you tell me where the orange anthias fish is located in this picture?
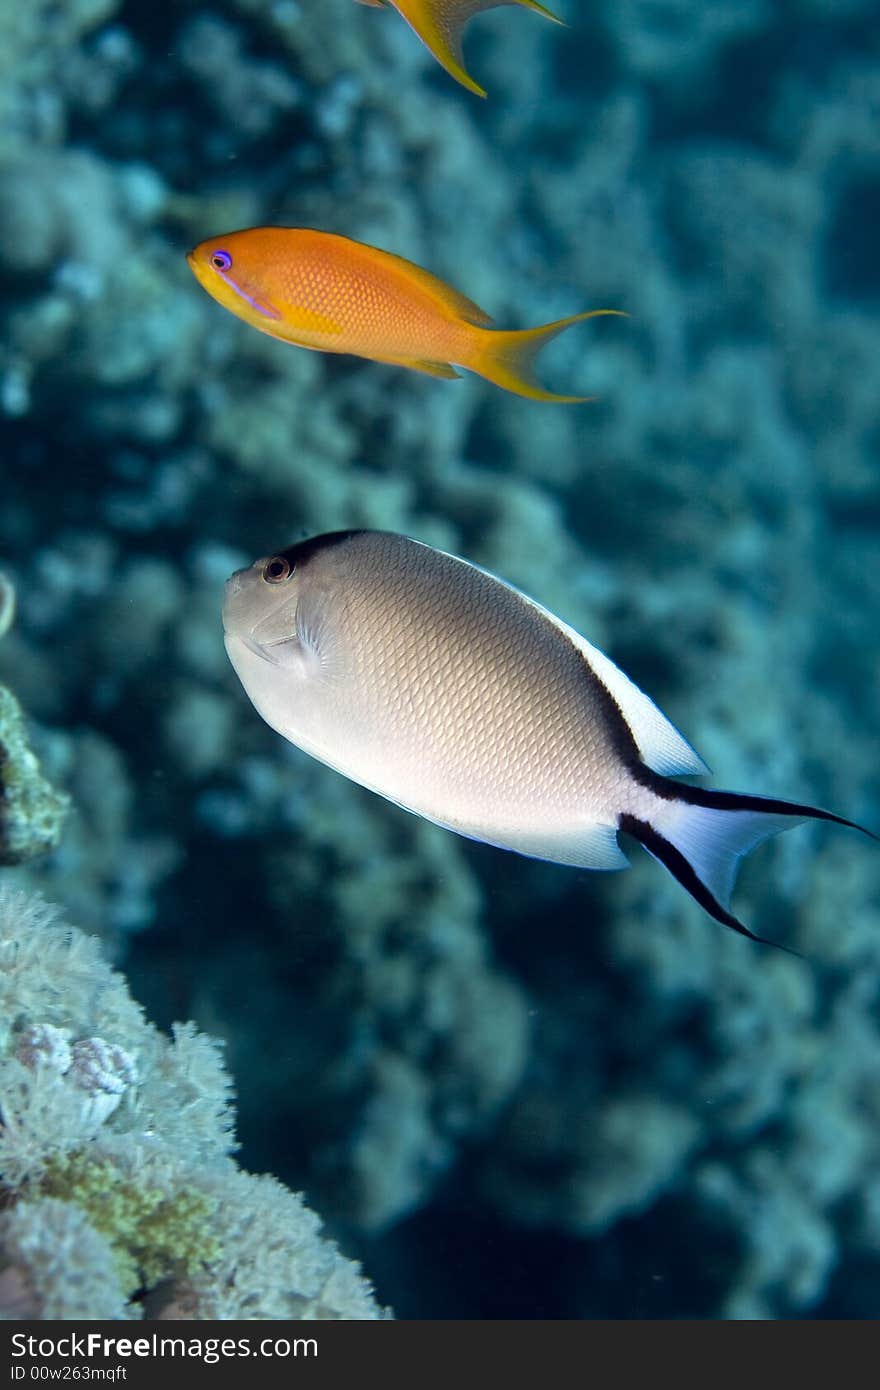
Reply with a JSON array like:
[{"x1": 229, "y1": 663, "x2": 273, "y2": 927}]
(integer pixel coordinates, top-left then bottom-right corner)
[
  {"x1": 355, "y1": 0, "x2": 562, "y2": 98},
  {"x1": 187, "y1": 227, "x2": 620, "y2": 402}
]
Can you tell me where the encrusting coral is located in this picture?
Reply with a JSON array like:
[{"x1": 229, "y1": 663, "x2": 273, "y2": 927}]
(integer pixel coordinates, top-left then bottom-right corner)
[
  {"x1": 0, "y1": 885, "x2": 387, "y2": 1319},
  {"x1": 0, "y1": 685, "x2": 70, "y2": 866},
  {"x1": 0, "y1": 573, "x2": 70, "y2": 866}
]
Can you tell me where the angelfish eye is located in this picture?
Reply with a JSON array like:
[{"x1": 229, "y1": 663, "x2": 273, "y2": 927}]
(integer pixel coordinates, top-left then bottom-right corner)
[
  {"x1": 263, "y1": 556, "x2": 292, "y2": 584},
  {"x1": 210, "y1": 250, "x2": 232, "y2": 272}
]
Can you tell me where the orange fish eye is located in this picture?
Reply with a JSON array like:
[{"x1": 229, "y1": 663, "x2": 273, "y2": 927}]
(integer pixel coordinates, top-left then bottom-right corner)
[
  {"x1": 210, "y1": 249, "x2": 232, "y2": 272},
  {"x1": 263, "y1": 556, "x2": 292, "y2": 584}
]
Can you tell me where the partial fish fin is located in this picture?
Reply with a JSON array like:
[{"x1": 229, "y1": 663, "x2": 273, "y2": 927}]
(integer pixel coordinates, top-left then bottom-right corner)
[
  {"x1": 295, "y1": 584, "x2": 349, "y2": 685},
  {"x1": 387, "y1": 0, "x2": 491, "y2": 97},
  {"x1": 364, "y1": 243, "x2": 493, "y2": 326},
  {"x1": 516, "y1": 0, "x2": 564, "y2": 23},
  {"x1": 425, "y1": 815, "x2": 629, "y2": 870},
  {"x1": 466, "y1": 309, "x2": 625, "y2": 402},
  {"x1": 415, "y1": 537, "x2": 703, "y2": 774},
  {"x1": 376, "y1": 1, "x2": 562, "y2": 97},
  {"x1": 497, "y1": 820, "x2": 629, "y2": 870},
  {"x1": 621, "y1": 788, "x2": 875, "y2": 947},
  {"x1": 380, "y1": 356, "x2": 461, "y2": 379},
  {"x1": 575, "y1": 638, "x2": 709, "y2": 776},
  {"x1": 464, "y1": 568, "x2": 708, "y2": 776}
]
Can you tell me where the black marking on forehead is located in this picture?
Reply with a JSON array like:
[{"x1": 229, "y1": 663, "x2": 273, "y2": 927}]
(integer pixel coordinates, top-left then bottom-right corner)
[{"x1": 272, "y1": 530, "x2": 369, "y2": 570}]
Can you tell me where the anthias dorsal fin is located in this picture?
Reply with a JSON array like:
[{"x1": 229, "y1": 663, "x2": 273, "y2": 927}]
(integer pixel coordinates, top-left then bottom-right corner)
[{"x1": 362, "y1": 242, "x2": 494, "y2": 326}]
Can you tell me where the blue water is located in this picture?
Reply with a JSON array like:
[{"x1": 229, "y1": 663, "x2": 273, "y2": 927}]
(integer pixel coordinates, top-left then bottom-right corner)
[{"x1": 1, "y1": 0, "x2": 879, "y2": 1319}]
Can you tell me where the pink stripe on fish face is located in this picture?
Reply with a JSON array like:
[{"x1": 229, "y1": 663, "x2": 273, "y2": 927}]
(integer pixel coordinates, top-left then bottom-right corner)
[
  {"x1": 189, "y1": 248, "x2": 281, "y2": 321},
  {"x1": 216, "y1": 266, "x2": 282, "y2": 321}
]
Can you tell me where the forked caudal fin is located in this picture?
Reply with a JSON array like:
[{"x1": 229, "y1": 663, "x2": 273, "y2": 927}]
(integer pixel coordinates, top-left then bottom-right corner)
[
  {"x1": 620, "y1": 786, "x2": 875, "y2": 948},
  {"x1": 469, "y1": 310, "x2": 625, "y2": 402},
  {"x1": 371, "y1": 2, "x2": 564, "y2": 100}
]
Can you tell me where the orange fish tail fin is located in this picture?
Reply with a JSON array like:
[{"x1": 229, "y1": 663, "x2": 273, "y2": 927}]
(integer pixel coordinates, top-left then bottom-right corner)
[{"x1": 470, "y1": 309, "x2": 623, "y2": 403}]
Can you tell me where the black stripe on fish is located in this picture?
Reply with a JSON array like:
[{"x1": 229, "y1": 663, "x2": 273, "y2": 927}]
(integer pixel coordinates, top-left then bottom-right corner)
[
  {"x1": 276, "y1": 530, "x2": 368, "y2": 572},
  {"x1": 644, "y1": 778, "x2": 875, "y2": 835},
  {"x1": 556, "y1": 632, "x2": 647, "y2": 768},
  {"x1": 569, "y1": 634, "x2": 875, "y2": 841},
  {"x1": 619, "y1": 813, "x2": 802, "y2": 954}
]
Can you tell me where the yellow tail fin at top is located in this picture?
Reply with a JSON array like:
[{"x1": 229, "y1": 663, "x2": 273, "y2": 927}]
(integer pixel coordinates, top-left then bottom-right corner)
[
  {"x1": 516, "y1": 0, "x2": 565, "y2": 25},
  {"x1": 467, "y1": 309, "x2": 625, "y2": 403},
  {"x1": 389, "y1": 1, "x2": 563, "y2": 99}
]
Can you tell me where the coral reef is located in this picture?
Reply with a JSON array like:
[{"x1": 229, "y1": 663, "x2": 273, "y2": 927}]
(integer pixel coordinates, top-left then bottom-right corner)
[
  {"x1": 0, "y1": 0, "x2": 877, "y2": 1321},
  {"x1": 0, "y1": 574, "x2": 70, "y2": 865},
  {"x1": 0, "y1": 886, "x2": 386, "y2": 1319},
  {"x1": 0, "y1": 686, "x2": 70, "y2": 866}
]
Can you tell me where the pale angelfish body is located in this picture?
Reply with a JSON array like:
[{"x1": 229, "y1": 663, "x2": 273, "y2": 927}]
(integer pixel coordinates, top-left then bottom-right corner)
[{"x1": 223, "y1": 531, "x2": 869, "y2": 943}]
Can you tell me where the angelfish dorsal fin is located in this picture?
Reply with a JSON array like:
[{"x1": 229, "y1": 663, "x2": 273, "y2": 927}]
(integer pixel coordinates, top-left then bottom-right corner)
[
  {"x1": 573, "y1": 636, "x2": 709, "y2": 777},
  {"x1": 508, "y1": 584, "x2": 709, "y2": 777},
  {"x1": 422, "y1": 541, "x2": 710, "y2": 779}
]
